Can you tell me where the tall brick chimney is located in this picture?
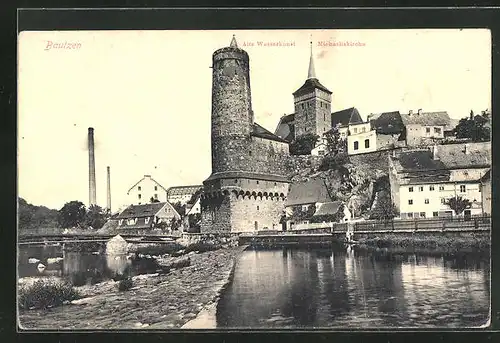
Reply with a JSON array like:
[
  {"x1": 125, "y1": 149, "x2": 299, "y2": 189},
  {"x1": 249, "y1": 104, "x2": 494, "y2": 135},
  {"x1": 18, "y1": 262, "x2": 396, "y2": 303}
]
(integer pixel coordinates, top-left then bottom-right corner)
[
  {"x1": 107, "y1": 166, "x2": 111, "y2": 212},
  {"x1": 88, "y1": 127, "x2": 97, "y2": 206}
]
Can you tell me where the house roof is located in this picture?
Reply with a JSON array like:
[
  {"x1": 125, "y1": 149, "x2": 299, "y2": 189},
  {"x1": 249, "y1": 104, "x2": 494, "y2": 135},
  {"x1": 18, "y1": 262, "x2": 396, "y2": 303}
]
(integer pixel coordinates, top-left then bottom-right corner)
[
  {"x1": 286, "y1": 178, "x2": 332, "y2": 206},
  {"x1": 480, "y1": 169, "x2": 491, "y2": 182},
  {"x1": 331, "y1": 107, "x2": 364, "y2": 128},
  {"x1": 274, "y1": 113, "x2": 296, "y2": 142},
  {"x1": 436, "y1": 142, "x2": 491, "y2": 169},
  {"x1": 127, "y1": 175, "x2": 167, "y2": 194},
  {"x1": 314, "y1": 201, "x2": 343, "y2": 216},
  {"x1": 205, "y1": 171, "x2": 290, "y2": 183},
  {"x1": 369, "y1": 111, "x2": 405, "y2": 134},
  {"x1": 252, "y1": 123, "x2": 289, "y2": 143},
  {"x1": 116, "y1": 202, "x2": 167, "y2": 219},
  {"x1": 400, "y1": 111, "x2": 451, "y2": 126},
  {"x1": 293, "y1": 78, "x2": 332, "y2": 96},
  {"x1": 392, "y1": 143, "x2": 491, "y2": 184},
  {"x1": 166, "y1": 185, "x2": 203, "y2": 197}
]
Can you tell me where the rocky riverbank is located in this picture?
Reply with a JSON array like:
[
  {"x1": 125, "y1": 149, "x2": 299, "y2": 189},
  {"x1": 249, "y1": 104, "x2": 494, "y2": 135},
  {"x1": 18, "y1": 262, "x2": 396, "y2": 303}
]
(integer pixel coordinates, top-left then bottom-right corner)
[{"x1": 18, "y1": 246, "x2": 247, "y2": 330}]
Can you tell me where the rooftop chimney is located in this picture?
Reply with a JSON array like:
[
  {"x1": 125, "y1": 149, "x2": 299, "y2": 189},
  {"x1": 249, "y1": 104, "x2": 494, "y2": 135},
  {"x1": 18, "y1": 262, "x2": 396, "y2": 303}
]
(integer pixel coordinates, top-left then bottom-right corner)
[
  {"x1": 88, "y1": 127, "x2": 96, "y2": 206},
  {"x1": 107, "y1": 166, "x2": 111, "y2": 212},
  {"x1": 432, "y1": 144, "x2": 439, "y2": 160},
  {"x1": 417, "y1": 109, "x2": 422, "y2": 115}
]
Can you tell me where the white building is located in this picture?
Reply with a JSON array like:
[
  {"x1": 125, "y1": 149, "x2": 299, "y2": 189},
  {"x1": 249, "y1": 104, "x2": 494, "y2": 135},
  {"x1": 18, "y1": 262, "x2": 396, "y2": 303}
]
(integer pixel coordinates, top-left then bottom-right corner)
[
  {"x1": 126, "y1": 175, "x2": 168, "y2": 205},
  {"x1": 389, "y1": 142, "x2": 491, "y2": 219},
  {"x1": 400, "y1": 109, "x2": 455, "y2": 147},
  {"x1": 166, "y1": 185, "x2": 203, "y2": 205}
]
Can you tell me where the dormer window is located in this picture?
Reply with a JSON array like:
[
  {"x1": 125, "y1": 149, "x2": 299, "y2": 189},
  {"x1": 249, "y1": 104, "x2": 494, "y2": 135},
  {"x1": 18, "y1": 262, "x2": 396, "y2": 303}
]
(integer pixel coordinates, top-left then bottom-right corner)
[{"x1": 127, "y1": 218, "x2": 137, "y2": 225}]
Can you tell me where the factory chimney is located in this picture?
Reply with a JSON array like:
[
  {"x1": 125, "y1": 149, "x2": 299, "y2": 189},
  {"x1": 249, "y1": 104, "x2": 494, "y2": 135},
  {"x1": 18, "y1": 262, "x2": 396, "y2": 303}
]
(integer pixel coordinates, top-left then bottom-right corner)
[
  {"x1": 88, "y1": 127, "x2": 97, "y2": 206},
  {"x1": 107, "y1": 166, "x2": 111, "y2": 212}
]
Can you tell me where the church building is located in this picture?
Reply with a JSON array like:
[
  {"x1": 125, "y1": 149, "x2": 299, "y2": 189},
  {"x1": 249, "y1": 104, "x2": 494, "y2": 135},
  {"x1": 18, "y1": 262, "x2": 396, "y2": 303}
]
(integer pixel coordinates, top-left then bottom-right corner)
[{"x1": 274, "y1": 42, "x2": 377, "y2": 156}]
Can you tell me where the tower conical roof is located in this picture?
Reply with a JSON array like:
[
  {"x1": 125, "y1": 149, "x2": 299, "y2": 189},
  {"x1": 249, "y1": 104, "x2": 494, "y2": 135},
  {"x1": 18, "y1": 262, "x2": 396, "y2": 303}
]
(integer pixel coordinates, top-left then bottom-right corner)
[
  {"x1": 230, "y1": 34, "x2": 238, "y2": 48},
  {"x1": 308, "y1": 40, "x2": 316, "y2": 79}
]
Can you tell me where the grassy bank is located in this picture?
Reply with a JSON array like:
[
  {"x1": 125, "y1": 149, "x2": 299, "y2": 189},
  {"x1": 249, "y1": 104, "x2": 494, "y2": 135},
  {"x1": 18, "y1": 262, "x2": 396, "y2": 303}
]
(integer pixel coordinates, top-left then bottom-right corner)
[
  {"x1": 18, "y1": 246, "x2": 247, "y2": 330},
  {"x1": 356, "y1": 234, "x2": 490, "y2": 252}
]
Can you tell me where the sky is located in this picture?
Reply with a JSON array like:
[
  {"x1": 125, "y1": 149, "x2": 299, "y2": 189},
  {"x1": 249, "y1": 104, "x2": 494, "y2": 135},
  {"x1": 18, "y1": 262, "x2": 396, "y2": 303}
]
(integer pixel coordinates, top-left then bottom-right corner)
[{"x1": 18, "y1": 29, "x2": 491, "y2": 211}]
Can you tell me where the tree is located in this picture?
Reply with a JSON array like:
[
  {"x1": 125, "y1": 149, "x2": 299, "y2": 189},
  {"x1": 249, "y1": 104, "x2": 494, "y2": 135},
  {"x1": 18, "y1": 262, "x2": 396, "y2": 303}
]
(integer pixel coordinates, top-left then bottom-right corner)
[
  {"x1": 289, "y1": 133, "x2": 320, "y2": 155},
  {"x1": 58, "y1": 201, "x2": 87, "y2": 229},
  {"x1": 18, "y1": 197, "x2": 60, "y2": 232},
  {"x1": 324, "y1": 127, "x2": 347, "y2": 155},
  {"x1": 288, "y1": 204, "x2": 317, "y2": 221},
  {"x1": 453, "y1": 111, "x2": 491, "y2": 141},
  {"x1": 171, "y1": 201, "x2": 186, "y2": 217},
  {"x1": 446, "y1": 196, "x2": 472, "y2": 216},
  {"x1": 369, "y1": 191, "x2": 397, "y2": 222},
  {"x1": 84, "y1": 205, "x2": 110, "y2": 230}
]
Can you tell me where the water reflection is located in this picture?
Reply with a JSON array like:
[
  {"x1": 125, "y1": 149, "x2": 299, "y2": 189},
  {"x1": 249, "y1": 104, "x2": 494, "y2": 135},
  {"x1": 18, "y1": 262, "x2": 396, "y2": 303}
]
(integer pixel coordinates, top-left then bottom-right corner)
[
  {"x1": 217, "y1": 246, "x2": 490, "y2": 328},
  {"x1": 18, "y1": 244, "x2": 160, "y2": 286}
]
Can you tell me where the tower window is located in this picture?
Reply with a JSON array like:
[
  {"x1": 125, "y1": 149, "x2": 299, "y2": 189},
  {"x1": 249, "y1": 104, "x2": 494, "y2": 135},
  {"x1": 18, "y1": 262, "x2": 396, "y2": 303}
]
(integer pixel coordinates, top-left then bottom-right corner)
[
  {"x1": 460, "y1": 185, "x2": 466, "y2": 192},
  {"x1": 256, "y1": 181, "x2": 259, "y2": 184},
  {"x1": 234, "y1": 179, "x2": 238, "y2": 183},
  {"x1": 301, "y1": 104, "x2": 304, "y2": 109},
  {"x1": 257, "y1": 206, "x2": 259, "y2": 210},
  {"x1": 324, "y1": 113, "x2": 326, "y2": 121}
]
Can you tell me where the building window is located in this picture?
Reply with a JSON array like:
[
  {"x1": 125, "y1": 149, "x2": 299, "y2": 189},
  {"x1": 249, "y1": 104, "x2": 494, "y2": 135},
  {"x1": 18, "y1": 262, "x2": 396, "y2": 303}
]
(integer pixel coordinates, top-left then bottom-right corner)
[
  {"x1": 301, "y1": 104, "x2": 304, "y2": 109},
  {"x1": 460, "y1": 185, "x2": 466, "y2": 192},
  {"x1": 408, "y1": 199, "x2": 413, "y2": 205},
  {"x1": 302, "y1": 205, "x2": 309, "y2": 211},
  {"x1": 419, "y1": 186, "x2": 424, "y2": 192},
  {"x1": 409, "y1": 187, "x2": 414, "y2": 192},
  {"x1": 154, "y1": 194, "x2": 158, "y2": 199},
  {"x1": 154, "y1": 186, "x2": 158, "y2": 191},
  {"x1": 434, "y1": 127, "x2": 442, "y2": 134},
  {"x1": 420, "y1": 212, "x2": 426, "y2": 218},
  {"x1": 362, "y1": 127, "x2": 366, "y2": 133},
  {"x1": 364, "y1": 139, "x2": 370, "y2": 149},
  {"x1": 257, "y1": 206, "x2": 259, "y2": 211},
  {"x1": 429, "y1": 186, "x2": 434, "y2": 191},
  {"x1": 408, "y1": 213, "x2": 414, "y2": 218},
  {"x1": 127, "y1": 218, "x2": 136, "y2": 225},
  {"x1": 138, "y1": 186, "x2": 141, "y2": 191},
  {"x1": 118, "y1": 219, "x2": 123, "y2": 225},
  {"x1": 439, "y1": 186, "x2": 444, "y2": 191},
  {"x1": 426, "y1": 127, "x2": 431, "y2": 133},
  {"x1": 353, "y1": 141, "x2": 359, "y2": 150},
  {"x1": 145, "y1": 217, "x2": 150, "y2": 225},
  {"x1": 138, "y1": 194, "x2": 142, "y2": 199},
  {"x1": 425, "y1": 199, "x2": 429, "y2": 204},
  {"x1": 441, "y1": 198, "x2": 446, "y2": 204},
  {"x1": 353, "y1": 127, "x2": 358, "y2": 134},
  {"x1": 433, "y1": 212, "x2": 439, "y2": 217}
]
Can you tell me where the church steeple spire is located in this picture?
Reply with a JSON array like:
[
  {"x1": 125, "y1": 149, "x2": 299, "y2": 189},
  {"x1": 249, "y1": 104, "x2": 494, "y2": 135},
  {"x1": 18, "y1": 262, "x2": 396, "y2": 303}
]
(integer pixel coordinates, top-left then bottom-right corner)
[
  {"x1": 230, "y1": 34, "x2": 238, "y2": 48},
  {"x1": 307, "y1": 38, "x2": 316, "y2": 79}
]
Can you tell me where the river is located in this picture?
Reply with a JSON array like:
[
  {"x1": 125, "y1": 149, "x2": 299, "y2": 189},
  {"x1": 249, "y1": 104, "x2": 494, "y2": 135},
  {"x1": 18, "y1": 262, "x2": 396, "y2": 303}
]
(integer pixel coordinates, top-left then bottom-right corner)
[{"x1": 216, "y1": 246, "x2": 490, "y2": 329}]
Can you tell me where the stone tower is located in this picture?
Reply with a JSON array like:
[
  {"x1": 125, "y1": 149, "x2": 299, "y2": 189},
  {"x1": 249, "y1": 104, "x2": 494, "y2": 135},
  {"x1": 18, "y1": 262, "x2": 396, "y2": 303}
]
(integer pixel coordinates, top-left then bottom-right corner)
[
  {"x1": 293, "y1": 41, "x2": 333, "y2": 137},
  {"x1": 201, "y1": 35, "x2": 290, "y2": 233}
]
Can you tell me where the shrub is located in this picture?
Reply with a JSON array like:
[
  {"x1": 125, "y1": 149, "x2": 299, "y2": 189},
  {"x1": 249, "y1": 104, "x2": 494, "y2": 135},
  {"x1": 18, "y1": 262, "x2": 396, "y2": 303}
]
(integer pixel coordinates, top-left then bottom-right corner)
[
  {"x1": 170, "y1": 257, "x2": 191, "y2": 269},
  {"x1": 18, "y1": 280, "x2": 80, "y2": 310},
  {"x1": 117, "y1": 278, "x2": 133, "y2": 291}
]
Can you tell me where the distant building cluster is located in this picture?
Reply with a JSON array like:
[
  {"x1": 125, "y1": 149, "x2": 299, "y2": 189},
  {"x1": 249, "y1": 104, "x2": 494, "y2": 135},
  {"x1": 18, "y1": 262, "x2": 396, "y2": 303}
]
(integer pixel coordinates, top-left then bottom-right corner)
[{"x1": 107, "y1": 35, "x2": 491, "y2": 235}]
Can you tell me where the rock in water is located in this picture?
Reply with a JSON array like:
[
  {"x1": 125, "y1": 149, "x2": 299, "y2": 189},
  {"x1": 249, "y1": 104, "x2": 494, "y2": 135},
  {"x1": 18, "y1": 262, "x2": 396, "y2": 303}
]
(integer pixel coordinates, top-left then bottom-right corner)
[
  {"x1": 106, "y1": 235, "x2": 128, "y2": 255},
  {"x1": 37, "y1": 263, "x2": 46, "y2": 272}
]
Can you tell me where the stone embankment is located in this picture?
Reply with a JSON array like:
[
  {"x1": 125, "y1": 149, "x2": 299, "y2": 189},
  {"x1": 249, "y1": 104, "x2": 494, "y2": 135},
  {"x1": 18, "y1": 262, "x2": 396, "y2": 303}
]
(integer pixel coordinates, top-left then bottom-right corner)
[{"x1": 18, "y1": 246, "x2": 247, "y2": 330}]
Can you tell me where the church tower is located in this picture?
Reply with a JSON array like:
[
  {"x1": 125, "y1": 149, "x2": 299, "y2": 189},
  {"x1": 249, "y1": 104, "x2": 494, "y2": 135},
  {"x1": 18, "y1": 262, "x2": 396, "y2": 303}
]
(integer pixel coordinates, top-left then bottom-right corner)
[{"x1": 293, "y1": 40, "x2": 333, "y2": 138}]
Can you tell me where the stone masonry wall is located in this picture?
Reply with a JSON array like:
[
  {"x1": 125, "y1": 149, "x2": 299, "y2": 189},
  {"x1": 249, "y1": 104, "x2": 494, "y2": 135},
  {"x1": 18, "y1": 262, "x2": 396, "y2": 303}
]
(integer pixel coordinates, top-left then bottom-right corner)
[{"x1": 249, "y1": 136, "x2": 289, "y2": 176}]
